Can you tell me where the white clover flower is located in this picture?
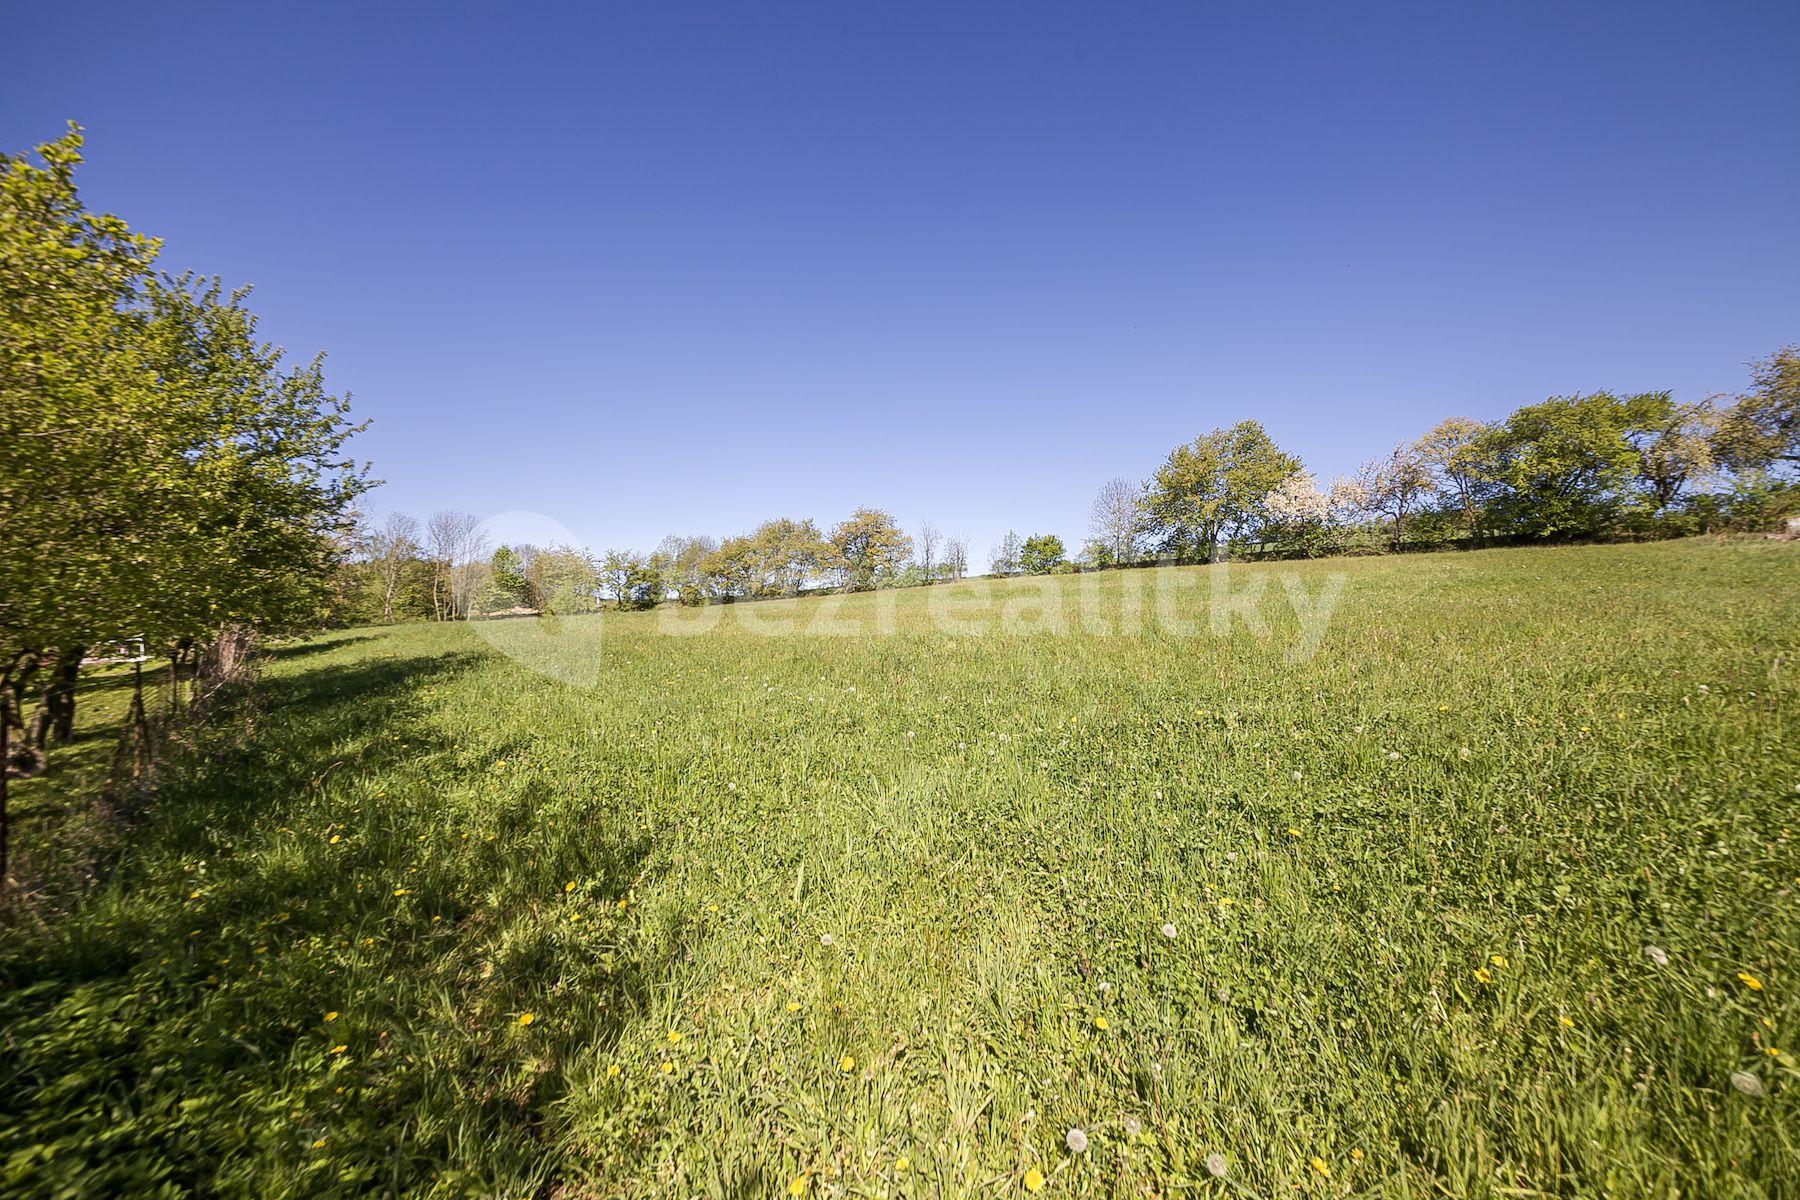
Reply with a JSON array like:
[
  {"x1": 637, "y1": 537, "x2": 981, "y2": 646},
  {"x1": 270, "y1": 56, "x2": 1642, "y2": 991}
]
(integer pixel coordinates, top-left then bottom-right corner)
[
  {"x1": 1225, "y1": 851, "x2": 1239, "y2": 863},
  {"x1": 1205, "y1": 1153, "x2": 1228, "y2": 1178},
  {"x1": 1644, "y1": 945, "x2": 1669, "y2": 967},
  {"x1": 819, "y1": 933, "x2": 834, "y2": 947},
  {"x1": 1160, "y1": 923, "x2": 1177, "y2": 940},
  {"x1": 1097, "y1": 980, "x2": 1112, "y2": 993},
  {"x1": 1386, "y1": 751, "x2": 1402, "y2": 761},
  {"x1": 1065, "y1": 1127, "x2": 1088, "y2": 1154}
]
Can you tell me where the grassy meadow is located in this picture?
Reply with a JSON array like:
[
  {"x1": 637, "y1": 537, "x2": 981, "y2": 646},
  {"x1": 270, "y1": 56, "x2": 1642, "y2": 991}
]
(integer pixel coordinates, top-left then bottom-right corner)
[{"x1": 3, "y1": 539, "x2": 1797, "y2": 1198}]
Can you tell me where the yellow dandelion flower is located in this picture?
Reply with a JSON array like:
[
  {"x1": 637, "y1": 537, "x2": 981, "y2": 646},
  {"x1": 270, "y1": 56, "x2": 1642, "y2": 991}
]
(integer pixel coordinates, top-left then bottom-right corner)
[
  {"x1": 1489, "y1": 954, "x2": 1508, "y2": 968},
  {"x1": 392, "y1": 888, "x2": 411, "y2": 897},
  {"x1": 1474, "y1": 967, "x2": 1492, "y2": 984},
  {"x1": 788, "y1": 1176, "x2": 810, "y2": 1196},
  {"x1": 328, "y1": 1045, "x2": 347, "y2": 1055},
  {"x1": 1738, "y1": 972, "x2": 1763, "y2": 991},
  {"x1": 606, "y1": 1063, "x2": 621, "y2": 1077},
  {"x1": 1024, "y1": 1167, "x2": 1046, "y2": 1192},
  {"x1": 1350, "y1": 1148, "x2": 1364, "y2": 1162},
  {"x1": 324, "y1": 1011, "x2": 339, "y2": 1022},
  {"x1": 1094, "y1": 1016, "x2": 1109, "y2": 1030},
  {"x1": 666, "y1": 1030, "x2": 682, "y2": 1045},
  {"x1": 312, "y1": 1138, "x2": 326, "y2": 1149},
  {"x1": 517, "y1": 1012, "x2": 536, "y2": 1026},
  {"x1": 839, "y1": 1054, "x2": 856, "y2": 1073},
  {"x1": 328, "y1": 835, "x2": 341, "y2": 844},
  {"x1": 785, "y1": 1001, "x2": 802, "y2": 1012},
  {"x1": 895, "y1": 1155, "x2": 910, "y2": 1172},
  {"x1": 1559, "y1": 1015, "x2": 1574, "y2": 1027},
  {"x1": 660, "y1": 1061, "x2": 674, "y2": 1075},
  {"x1": 1311, "y1": 1156, "x2": 1331, "y2": 1177},
  {"x1": 564, "y1": 881, "x2": 576, "y2": 892}
]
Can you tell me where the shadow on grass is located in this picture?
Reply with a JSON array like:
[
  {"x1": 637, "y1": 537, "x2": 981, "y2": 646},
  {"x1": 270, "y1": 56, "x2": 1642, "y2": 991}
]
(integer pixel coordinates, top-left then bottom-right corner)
[{"x1": 0, "y1": 641, "x2": 665, "y2": 1198}]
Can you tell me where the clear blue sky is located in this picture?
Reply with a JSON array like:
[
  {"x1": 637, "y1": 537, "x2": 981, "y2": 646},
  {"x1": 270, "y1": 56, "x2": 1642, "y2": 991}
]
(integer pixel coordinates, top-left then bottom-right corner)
[{"x1": 8, "y1": 1, "x2": 1797, "y2": 561}]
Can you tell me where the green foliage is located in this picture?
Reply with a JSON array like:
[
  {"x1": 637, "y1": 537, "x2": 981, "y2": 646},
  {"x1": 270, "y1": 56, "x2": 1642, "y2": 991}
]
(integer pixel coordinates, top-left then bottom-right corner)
[
  {"x1": 1713, "y1": 346, "x2": 1800, "y2": 471},
  {"x1": 1142, "y1": 421, "x2": 1301, "y2": 559},
  {"x1": 0, "y1": 127, "x2": 370, "y2": 661},
  {"x1": 1019, "y1": 533, "x2": 1066, "y2": 574},
  {"x1": 1474, "y1": 392, "x2": 1666, "y2": 538},
  {"x1": 3, "y1": 542, "x2": 1795, "y2": 1196},
  {"x1": 485, "y1": 545, "x2": 532, "y2": 610},
  {"x1": 824, "y1": 508, "x2": 911, "y2": 592}
]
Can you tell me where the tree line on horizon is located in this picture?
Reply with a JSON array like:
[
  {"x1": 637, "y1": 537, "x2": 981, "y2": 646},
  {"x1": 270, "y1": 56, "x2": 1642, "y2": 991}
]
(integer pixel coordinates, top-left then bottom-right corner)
[{"x1": 332, "y1": 350, "x2": 1797, "y2": 625}]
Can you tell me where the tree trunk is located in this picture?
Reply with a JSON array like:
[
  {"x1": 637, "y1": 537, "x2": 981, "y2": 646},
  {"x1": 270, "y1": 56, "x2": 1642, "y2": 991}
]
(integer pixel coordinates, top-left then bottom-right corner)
[{"x1": 30, "y1": 644, "x2": 84, "y2": 747}]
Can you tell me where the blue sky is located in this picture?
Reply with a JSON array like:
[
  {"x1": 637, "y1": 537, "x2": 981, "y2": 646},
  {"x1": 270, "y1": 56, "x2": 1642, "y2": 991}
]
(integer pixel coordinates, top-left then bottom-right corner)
[{"x1": 8, "y1": 1, "x2": 1798, "y2": 561}]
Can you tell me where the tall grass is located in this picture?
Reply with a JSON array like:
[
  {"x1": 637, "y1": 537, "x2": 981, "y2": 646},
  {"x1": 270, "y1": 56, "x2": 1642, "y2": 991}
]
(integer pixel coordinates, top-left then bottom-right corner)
[{"x1": 3, "y1": 540, "x2": 1795, "y2": 1197}]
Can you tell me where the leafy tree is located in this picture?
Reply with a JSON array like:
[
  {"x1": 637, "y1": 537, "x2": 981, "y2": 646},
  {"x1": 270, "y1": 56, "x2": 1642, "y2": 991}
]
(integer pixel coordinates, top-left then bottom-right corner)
[
  {"x1": 749, "y1": 518, "x2": 824, "y2": 596},
  {"x1": 526, "y1": 544, "x2": 600, "y2": 615},
  {"x1": 1414, "y1": 417, "x2": 1492, "y2": 531},
  {"x1": 1712, "y1": 346, "x2": 1799, "y2": 472},
  {"x1": 825, "y1": 508, "x2": 912, "y2": 592},
  {"x1": 486, "y1": 545, "x2": 533, "y2": 610},
  {"x1": 657, "y1": 534, "x2": 719, "y2": 605},
  {"x1": 1142, "y1": 421, "x2": 1299, "y2": 561},
  {"x1": 699, "y1": 536, "x2": 758, "y2": 600},
  {"x1": 1476, "y1": 393, "x2": 1666, "y2": 537},
  {"x1": 1, "y1": 127, "x2": 370, "y2": 888},
  {"x1": 1631, "y1": 396, "x2": 1719, "y2": 510},
  {"x1": 1019, "y1": 534, "x2": 1066, "y2": 574}
]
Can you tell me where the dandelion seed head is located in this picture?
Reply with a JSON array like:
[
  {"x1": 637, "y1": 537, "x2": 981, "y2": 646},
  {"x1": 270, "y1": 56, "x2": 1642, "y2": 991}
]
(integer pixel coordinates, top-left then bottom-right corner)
[
  {"x1": 1065, "y1": 1127, "x2": 1088, "y2": 1154},
  {"x1": 1160, "y1": 923, "x2": 1177, "y2": 939},
  {"x1": 1205, "y1": 1153, "x2": 1227, "y2": 1177}
]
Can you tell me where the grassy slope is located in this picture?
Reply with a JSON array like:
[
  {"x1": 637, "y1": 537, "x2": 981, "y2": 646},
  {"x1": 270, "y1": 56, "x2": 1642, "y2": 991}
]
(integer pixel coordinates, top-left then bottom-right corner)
[{"x1": 3, "y1": 540, "x2": 1797, "y2": 1198}]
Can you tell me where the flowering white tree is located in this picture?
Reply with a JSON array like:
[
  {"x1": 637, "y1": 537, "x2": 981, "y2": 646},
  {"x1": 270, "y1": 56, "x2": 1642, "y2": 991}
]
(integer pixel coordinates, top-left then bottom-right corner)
[
  {"x1": 1262, "y1": 471, "x2": 1370, "y2": 556},
  {"x1": 1265, "y1": 471, "x2": 1330, "y2": 524}
]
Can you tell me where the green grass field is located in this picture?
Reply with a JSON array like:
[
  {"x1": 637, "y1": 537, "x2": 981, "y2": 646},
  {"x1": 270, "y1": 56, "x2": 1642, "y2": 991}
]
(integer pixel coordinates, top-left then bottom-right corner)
[{"x1": 4, "y1": 540, "x2": 1797, "y2": 1198}]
